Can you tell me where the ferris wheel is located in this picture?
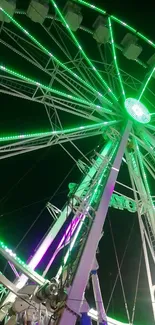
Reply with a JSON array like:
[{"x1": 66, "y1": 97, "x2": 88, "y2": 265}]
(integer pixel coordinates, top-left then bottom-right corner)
[{"x1": 0, "y1": 0, "x2": 155, "y2": 324}]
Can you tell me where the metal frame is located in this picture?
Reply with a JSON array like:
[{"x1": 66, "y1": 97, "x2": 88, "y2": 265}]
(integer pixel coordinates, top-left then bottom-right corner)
[
  {"x1": 0, "y1": 2, "x2": 155, "y2": 325},
  {"x1": 58, "y1": 122, "x2": 132, "y2": 324}
]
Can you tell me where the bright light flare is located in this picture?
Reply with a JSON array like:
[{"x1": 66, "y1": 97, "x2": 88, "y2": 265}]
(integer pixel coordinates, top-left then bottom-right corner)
[
  {"x1": 124, "y1": 98, "x2": 151, "y2": 124},
  {"x1": 88, "y1": 308, "x2": 130, "y2": 325}
]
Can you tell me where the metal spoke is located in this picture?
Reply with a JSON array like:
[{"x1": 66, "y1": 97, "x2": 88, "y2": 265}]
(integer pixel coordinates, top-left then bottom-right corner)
[
  {"x1": 108, "y1": 17, "x2": 126, "y2": 102},
  {"x1": 0, "y1": 65, "x2": 113, "y2": 114},
  {"x1": 138, "y1": 66, "x2": 155, "y2": 100},
  {"x1": 0, "y1": 7, "x2": 110, "y2": 102},
  {"x1": 145, "y1": 124, "x2": 155, "y2": 132},
  {"x1": 73, "y1": 0, "x2": 155, "y2": 49},
  {"x1": 0, "y1": 3, "x2": 155, "y2": 325},
  {"x1": 0, "y1": 120, "x2": 120, "y2": 159},
  {"x1": 50, "y1": 0, "x2": 118, "y2": 104}
]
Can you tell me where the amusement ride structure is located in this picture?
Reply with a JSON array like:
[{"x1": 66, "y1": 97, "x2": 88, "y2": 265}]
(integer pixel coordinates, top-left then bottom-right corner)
[{"x1": 0, "y1": 0, "x2": 155, "y2": 324}]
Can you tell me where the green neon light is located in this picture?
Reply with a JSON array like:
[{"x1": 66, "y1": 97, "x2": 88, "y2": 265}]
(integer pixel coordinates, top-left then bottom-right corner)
[
  {"x1": 72, "y1": 0, "x2": 106, "y2": 14},
  {"x1": 0, "y1": 65, "x2": 113, "y2": 113},
  {"x1": 136, "y1": 31, "x2": 155, "y2": 47},
  {"x1": 0, "y1": 241, "x2": 47, "y2": 284},
  {"x1": 124, "y1": 98, "x2": 150, "y2": 124},
  {"x1": 108, "y1": 17, "x2": 126, "y2": 102},
  {"x1": 0, "y1": 120, "x2": 119, "y2": 143},
  {"x1": 110, "y1": 15, "x2": 137, "y2": 33},
  {"x1": 135, "y1": 141, "x2": 153, "y2": 200},
  {"x1": 73, "y1": 0, "x2": 155, "y2": 48},
  {"x1": 0, "y1": 7, "x2": 112, "y2": 105},
  {"x1": 50, "y1": 0, "x2": 118, "y2": 103},
  {"x1": 142, "y1": 132, "x2": 155, "y2": 151},
  {"x1": 138, "y1": 66, "x2": 155, "y2": 100}
]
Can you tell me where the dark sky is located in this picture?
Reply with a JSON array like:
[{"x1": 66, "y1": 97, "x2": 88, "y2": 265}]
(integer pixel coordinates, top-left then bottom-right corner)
[{"x1": 0, "y1": 1, "x2": 155, "y2": 324}]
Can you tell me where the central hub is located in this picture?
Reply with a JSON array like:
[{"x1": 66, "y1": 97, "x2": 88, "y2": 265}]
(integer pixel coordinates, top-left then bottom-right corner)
[{"x1": 124, "y1": 98, "x2": 151, "y2": 124}]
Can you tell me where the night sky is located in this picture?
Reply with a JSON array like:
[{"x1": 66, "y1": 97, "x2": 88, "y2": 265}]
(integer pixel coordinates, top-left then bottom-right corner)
[{"x1": 0, "y1": 1, "x2": 155, "y2": 324}]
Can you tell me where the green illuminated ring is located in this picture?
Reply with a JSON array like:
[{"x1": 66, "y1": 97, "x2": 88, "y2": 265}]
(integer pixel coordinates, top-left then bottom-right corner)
[{"x1": 73, "y1": 0, "x2": 155, "y2": 49}]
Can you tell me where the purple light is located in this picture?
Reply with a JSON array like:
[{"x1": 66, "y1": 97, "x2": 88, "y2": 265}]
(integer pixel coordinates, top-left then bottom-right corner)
[
  {"x1": 42, "y1": 217, "x2": 80, "y2": 275},
  {"x1": 8, "y1": 261, "x2": 19, "y2": 278}
]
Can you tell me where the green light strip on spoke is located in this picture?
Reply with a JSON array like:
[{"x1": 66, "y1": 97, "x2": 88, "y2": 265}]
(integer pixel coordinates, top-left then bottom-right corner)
[
  {"x1": 0, "y1": 65, "x2": 112, "y2": 112},
  {"x1": 0, "y1": 120, "x2": 119, "y2": 143},
  {"x1": 50, "y1": 0, "x2": 118, "y2": 103},
  {"x1": 0, "y1": 240, "x2": 47, "y2": 284},
  {"x1": 135, "y1": 141, "x2": 154, "y2": 207},
  {"x1": 73, "y1": 0, "x2": 155, "y2": 48},
  {"x1": 138, "y1": 66, "x2": 155, "y2": 100},
  {"x1": 0, "y1": 7, "x2": 112, "y2": 105},
  {"x1": 72, "y1": 0, "x2": 106, "y2": 14},
  {"x1": 108, "y1": 17, "x2": 126, "y2": 102}
]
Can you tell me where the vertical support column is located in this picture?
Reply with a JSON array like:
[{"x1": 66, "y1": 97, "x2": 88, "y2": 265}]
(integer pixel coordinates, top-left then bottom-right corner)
[
  {"x1": 58, "y1": 121, "x2": 132, "y2": 325},
  {"x1": 91, "y1": 270, "x2": 107, "y2": 325}
]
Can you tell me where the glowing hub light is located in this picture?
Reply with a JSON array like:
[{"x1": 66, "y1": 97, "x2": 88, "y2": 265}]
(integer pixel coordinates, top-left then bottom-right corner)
[{"x1": 124, "y1": 98, "x2": 151, "y2": 124}]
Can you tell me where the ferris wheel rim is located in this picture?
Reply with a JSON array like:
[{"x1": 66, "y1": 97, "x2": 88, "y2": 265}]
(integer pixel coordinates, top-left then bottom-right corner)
[
  {"x1": 0, "y1": 0, "x2": 154, "y2": 178},
  {"x1": 0, "y1": 2, "x2": 155, "y2": 324}
]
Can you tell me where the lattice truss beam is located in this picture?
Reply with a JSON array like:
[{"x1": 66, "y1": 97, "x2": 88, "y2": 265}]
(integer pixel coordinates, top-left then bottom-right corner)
[
  {"x1": 0, "y1": 122, "x2": 154, "y2": 325},
  {"x1": 0, "y1": 135, "x2": 123, "y2": 323},
  {"x1": 0, "y1": 121, "x2": 119, "y2": 159},
  {"x1": 0, "y1": 1, "x2": 155, "y2": 325},
  {"x1": 0, "y1": 0, "x2": 154, "y2": 159}
]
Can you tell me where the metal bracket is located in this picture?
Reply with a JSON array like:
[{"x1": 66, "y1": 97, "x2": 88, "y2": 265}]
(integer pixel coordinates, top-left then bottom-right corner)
[{"x1": 46, "y1": 203, "x2": 61, "y2": 221}]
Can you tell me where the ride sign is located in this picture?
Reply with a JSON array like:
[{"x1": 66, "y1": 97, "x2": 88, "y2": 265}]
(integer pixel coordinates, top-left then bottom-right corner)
[{"x1": 109, "y1": 194, "x2": 137, "y2": 213}]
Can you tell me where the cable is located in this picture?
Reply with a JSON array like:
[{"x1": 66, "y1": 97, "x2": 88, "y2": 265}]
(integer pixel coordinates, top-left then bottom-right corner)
[
  {"x1": 0, "y1": 195, "x2": 54, "y2": 218},
  {"x1": 32, "y1": 165, "x2": 76, "y2": 253},
  {"x1": 2, "y1": 149, "x2": 77, "y2": 256},
  {"x1": 131, "y1": 246, "x2": 142, "y2": 323},
  {"x1": 106, "y1": 215, "x2": 136, "y2": 313},
  {"x1": 0, "y1": 146, "x2": 96, "y2": 219},
  {"x1": 59, "y1": 143, "x2": 77, "y2": 163},
  {"x1": 1, "y1": 146, "x2": 53, "y2": 274},
  {"x1": 1, "y1": 145, "x2": 96, "y2": 276},
  {"x1": 0, "y1": 145, "x2": 52, "y2": 207},
  {"x1": 0, "y1": 164, "x2": 36, "y2": 206},
  {"x1": 33, "y1": 146, "x2": 96, "y2": 252},
  {"x1": 0, "y1": 188, "x2": 72, "y2": 218},
  {"x1": 108, "y1": 216, "x2": 131, "y2": 324}
]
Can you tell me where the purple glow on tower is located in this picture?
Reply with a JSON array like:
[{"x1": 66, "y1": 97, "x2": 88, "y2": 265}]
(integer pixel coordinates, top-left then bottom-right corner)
[
  {"x1": 8, "y1": 261, "x2": 19, "y2": 278},
  {"x1": 43, "y1": 216, "x2": 81, "y2": 275}
]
